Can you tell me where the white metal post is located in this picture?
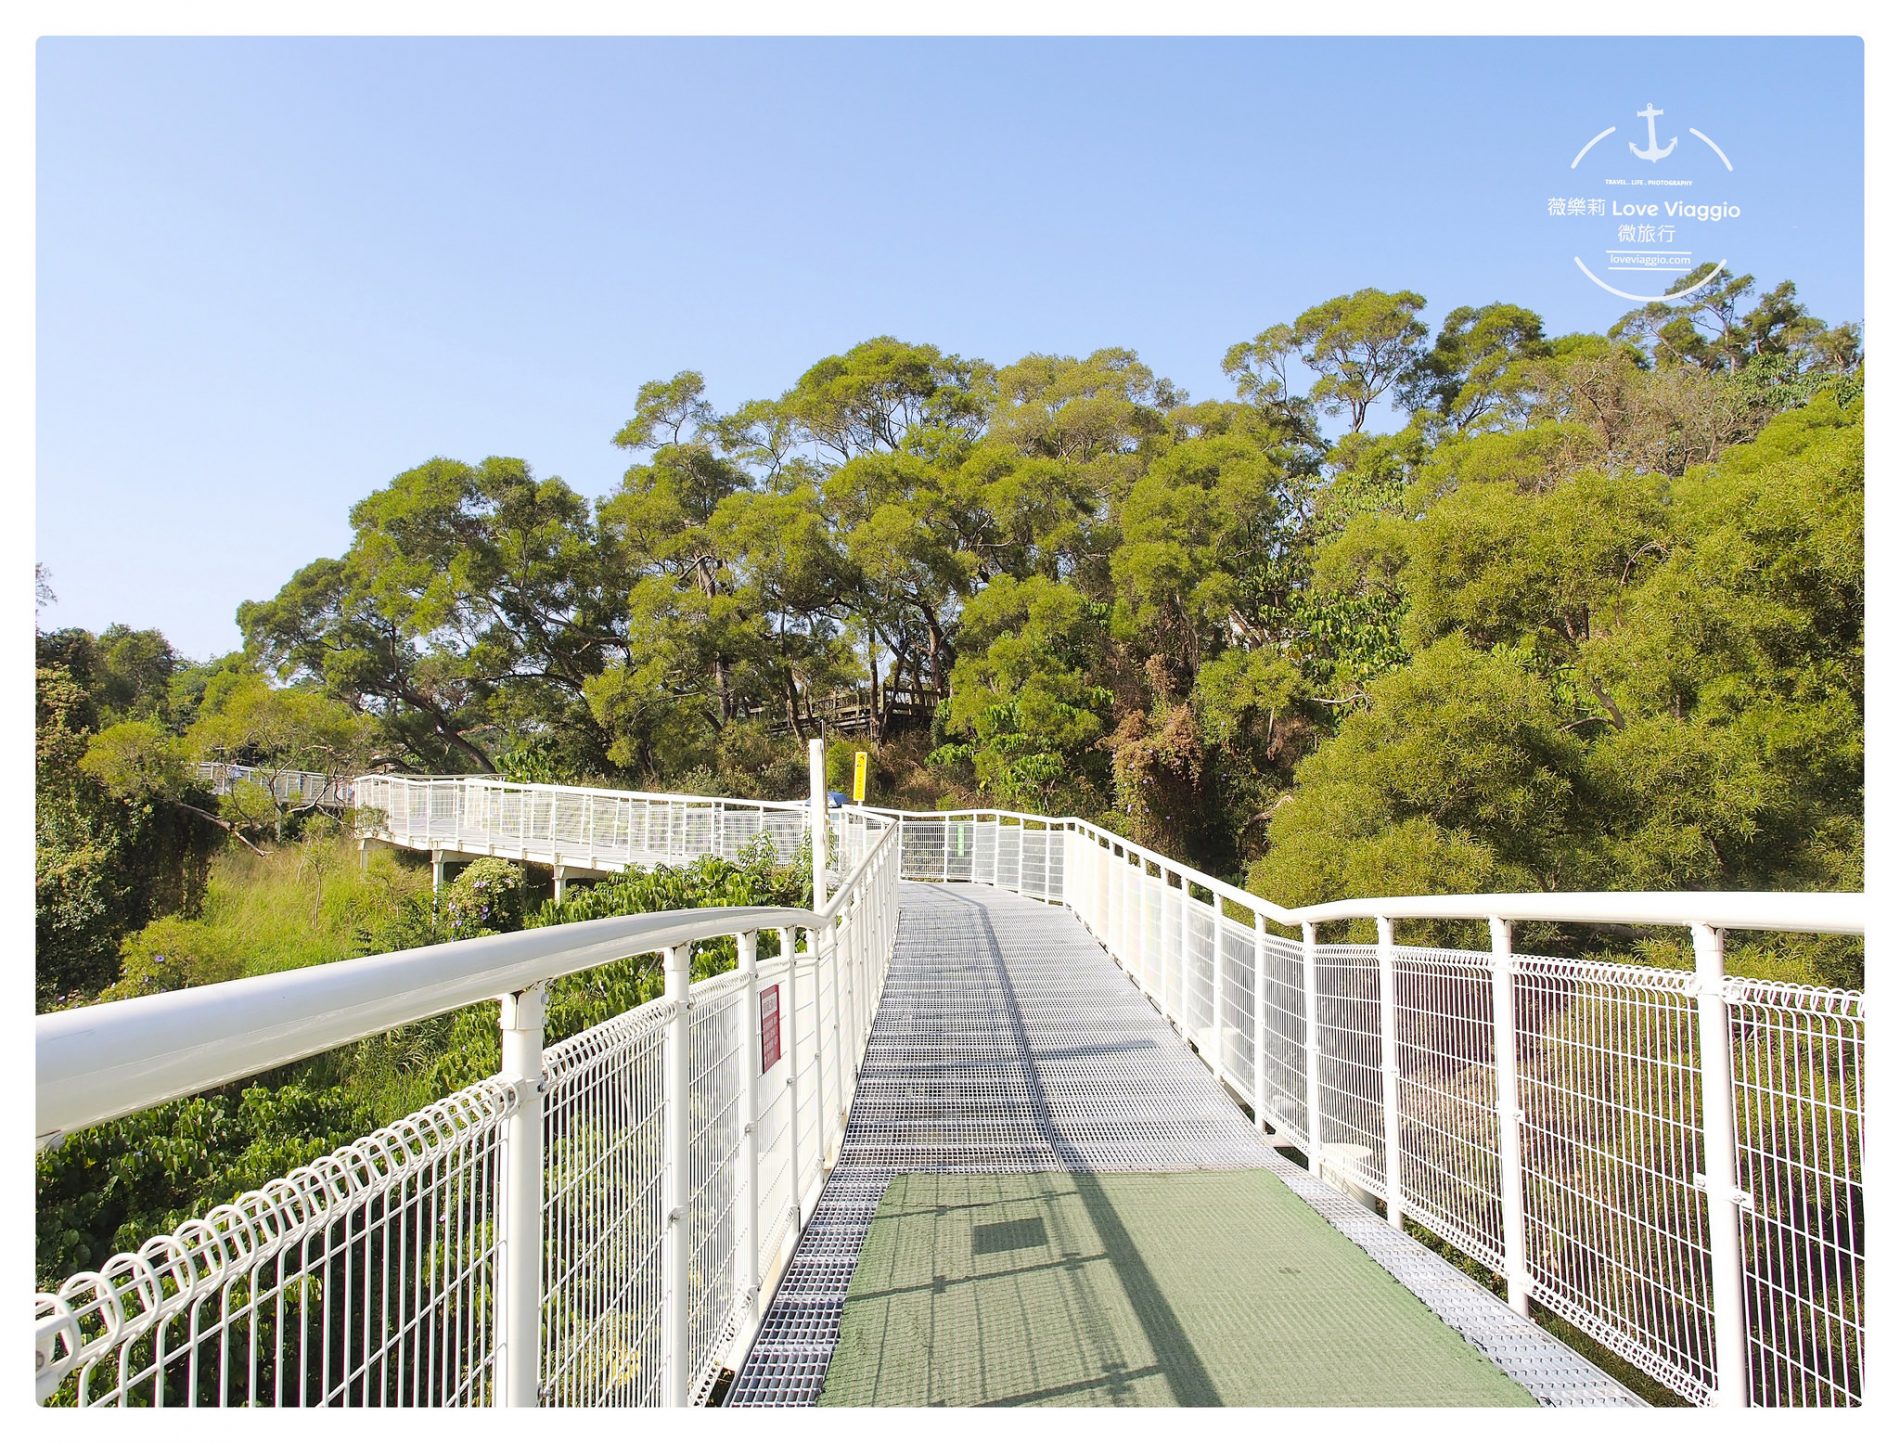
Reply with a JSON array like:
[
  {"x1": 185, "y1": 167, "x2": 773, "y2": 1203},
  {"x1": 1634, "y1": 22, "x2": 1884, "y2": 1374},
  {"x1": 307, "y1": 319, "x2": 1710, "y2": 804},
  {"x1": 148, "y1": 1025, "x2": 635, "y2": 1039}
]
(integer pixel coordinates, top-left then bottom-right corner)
[
  {"x1": 431, "y1": 849, "x2": 445, "y2": 895},
  {"x1": 552, "y1": 861, "x2": 566, "y2": 906},
  {"x1": 1252, "y1": 914, "x2": 1269, "y2": 1133},
  {"x1": 780, "y1": 926, "x2": 803, "y2": 1229},
  {"x1": 1177, "y1": 871, "x2": 1192, "y2": 1025},
  {"x1": 1693, "y1": 922, "x2": 1750, "y2": 1406},
  {"x1": 496, "y1": 981, "x2": 546, "y2": 1408},
  {"x1": 1488, "y1": 918, "x2": 1530, "y2": 1315},
  {"x1": 1210, "y1": 897, "x2": 1228, "y2": 1085},
  {"x1": 660, "y1": 943, "x2": 692, "y2": 1408},
  {"x1": 808, "y1": 739, "x2": 828, "y2": 914},
  {"x1": 1115, "y1": 846, "x2": 1129, "y2": 966},
  {"x1": 1375, "y1": 916, "x2": 1404, "y2": 1229},
  {"x1": 1137, "y1": 860, "x2": 1153, "y2": 996},
  {"x1": 1301, "y1": 921, "x2": 1323, "y2": 1167},
  {"x1": 735, "y1": 931, "x2": 762, "y2": 1332}
]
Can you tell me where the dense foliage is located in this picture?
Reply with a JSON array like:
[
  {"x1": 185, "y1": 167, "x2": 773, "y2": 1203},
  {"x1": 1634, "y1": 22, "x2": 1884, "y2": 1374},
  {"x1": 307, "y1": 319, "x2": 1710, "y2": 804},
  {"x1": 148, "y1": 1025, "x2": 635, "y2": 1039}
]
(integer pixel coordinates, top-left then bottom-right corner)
[
  {"x1": 217, "y1": 272, "x2": 1864, "y2": 888},
  {"x1": 36, "y1": 839, "x2": 805, "y2": 1290}
]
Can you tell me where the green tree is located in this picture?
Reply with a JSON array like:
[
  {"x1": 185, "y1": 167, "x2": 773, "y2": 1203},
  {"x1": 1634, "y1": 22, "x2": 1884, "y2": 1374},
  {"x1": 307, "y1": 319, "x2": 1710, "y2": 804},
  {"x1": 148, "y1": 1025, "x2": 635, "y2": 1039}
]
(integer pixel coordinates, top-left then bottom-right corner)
[{"x1": 1290, "y1": 287, "x2": 1429, "y2": 433}]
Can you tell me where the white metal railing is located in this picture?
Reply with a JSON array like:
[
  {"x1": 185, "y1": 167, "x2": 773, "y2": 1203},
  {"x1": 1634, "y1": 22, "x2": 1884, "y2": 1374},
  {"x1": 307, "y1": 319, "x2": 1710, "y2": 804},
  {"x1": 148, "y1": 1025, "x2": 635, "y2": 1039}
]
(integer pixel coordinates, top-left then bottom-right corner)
[
  {"x1": 871, "y1": 806, "x2": 1866, "y2": 1408},
  {"x1": 195, "y1": 761, "x2": 355, "y2": 807},
  {"x1": 34, "y1": 794, "x2": 898, "y2": 1407},
  {"x1": 32, "y1": 772, "x2": 1866, "y2": 1409},
  {"x1": 352, "y1": 774, "x2": 808, "y2": 875}
]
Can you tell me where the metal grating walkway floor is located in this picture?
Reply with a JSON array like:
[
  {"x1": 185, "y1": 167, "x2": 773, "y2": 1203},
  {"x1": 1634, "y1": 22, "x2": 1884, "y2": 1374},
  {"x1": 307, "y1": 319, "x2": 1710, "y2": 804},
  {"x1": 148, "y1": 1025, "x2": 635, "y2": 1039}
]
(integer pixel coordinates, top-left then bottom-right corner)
[{"x1": 726, "y1": 884, "x2": 1640, "y2": 1407}]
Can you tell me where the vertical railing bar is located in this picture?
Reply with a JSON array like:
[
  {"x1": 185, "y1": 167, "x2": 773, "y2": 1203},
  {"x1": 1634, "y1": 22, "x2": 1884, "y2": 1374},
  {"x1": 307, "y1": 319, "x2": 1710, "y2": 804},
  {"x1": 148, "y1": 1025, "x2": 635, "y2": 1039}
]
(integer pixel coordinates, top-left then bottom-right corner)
[
  {"x1": 660, "y1": 944, "x2": 691, "y2": 1408},
  {"x1": 1488, "y1": 917, "x2": 1530, "y2": 1316},
  {"x1": 495, "y1": 981, "x2": 546, "y2": 1407},
  {"x1": 1302, "y1": 921, "x2": 1323, "y2": 1171},
  {"x1": 1252, "y1": 912, "x2": 1270, "y2": 1134},
  {"x1": 735, "y1": 931, "x2": 762, "y2": 1340},
  {"x1": 1376, "y1": 915, "x2": 1404, "y2": 1229},
  {"x1": 780, "y1": 926, "x2": 803, "y2": 1232},
  {"x1": 1693, "y1": 921, "x2": 1749, "y2": 1406}
]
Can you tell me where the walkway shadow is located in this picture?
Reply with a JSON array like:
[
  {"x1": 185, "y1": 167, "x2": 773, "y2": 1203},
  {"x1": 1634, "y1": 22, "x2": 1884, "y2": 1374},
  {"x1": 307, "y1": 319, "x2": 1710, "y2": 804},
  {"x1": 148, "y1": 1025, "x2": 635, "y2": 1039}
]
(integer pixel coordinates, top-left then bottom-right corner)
[{"x1": 915, "y1": 884, "x2": 1224, "y2": 1407}]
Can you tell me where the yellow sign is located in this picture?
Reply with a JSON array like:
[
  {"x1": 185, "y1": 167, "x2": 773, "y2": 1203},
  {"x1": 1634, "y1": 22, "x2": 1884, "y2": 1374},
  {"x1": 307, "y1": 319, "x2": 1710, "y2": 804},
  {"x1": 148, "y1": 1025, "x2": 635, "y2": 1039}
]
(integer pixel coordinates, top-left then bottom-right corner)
[{"x1": 852, "y1": 749, "x2": 868, "y2": 803}]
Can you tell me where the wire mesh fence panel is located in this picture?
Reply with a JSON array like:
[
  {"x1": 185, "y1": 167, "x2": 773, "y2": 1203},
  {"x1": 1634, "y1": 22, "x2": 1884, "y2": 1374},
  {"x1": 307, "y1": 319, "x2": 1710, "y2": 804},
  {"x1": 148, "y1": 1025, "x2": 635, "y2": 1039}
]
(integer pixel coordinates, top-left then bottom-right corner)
[
  {"x1": 37, "y1": 1080, "x2": 515, "y2": 1408},
  {"x1": 1018, "y1": 826, "x2": 1049, "y2": 900},
  {"x1": 1259, "y1": 933, "x2": 1310, "y2": 1146},
  {"x1": 686, "y1": 977, "x2": 748, "y2": 1396},
  {"x1": 1391, "y1": 947, "x2": 1505, "y2": 1272},
  {"x1": 944, "y1": 820, "x2": 975, "y2": 882},
  {"x1": 994, "y1": 823, "x2": 1021, "y2": 894},
  {"x1": 753, "y1": 958, "x2": 797, "y2": 1273},
  {"x1": 1730, "y1": 980, "x2": 1865, "y2": 1407},
  {"x1": 539, "y1": 1002, "x2": 670, "y2": 1408},
  {"x1": 1313, "y1": 943, "x2": 1387, "y2": 1199},
  {"x1": 972, "y1": 819, "x2": 997, "y2": 885},
  {"x1": 793, "y1": 955, "x2": 825, "y2": 1200},
  {"x1": 899, "y1": 819, "x2": 948, "y2": 880},
  {"x1": 1515, "y1": 956, "x2": 1714, "y2": 1403},
  {"x1": 1217, "y1": 912, "x2": 1258, "y2": 1094},
  {"x1": 1183, "y1": 894, "x2": 1217, "y2": 1040}
]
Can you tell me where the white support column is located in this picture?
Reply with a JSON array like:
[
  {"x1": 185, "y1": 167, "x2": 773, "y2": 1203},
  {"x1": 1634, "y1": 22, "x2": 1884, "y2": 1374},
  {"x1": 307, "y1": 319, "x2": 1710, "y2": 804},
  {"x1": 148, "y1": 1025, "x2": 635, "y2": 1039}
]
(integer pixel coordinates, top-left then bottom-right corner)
[
  {"x1": 1176, "y1": 871, "x2": 1192, "y2": 1026},
  {"x1": 1252, "y1": 914, "x2": 1270, "y2": 1134},
  {"x1": 1210, "y1": 897, "x2": 1228, "y2": 1085},
  {"x1": 1693, "y1": 921, "x2": 1750, "y2": 1406},
  {"x1": 808, "y1": 739, "x2": 828, "y2": 914},
  {"x1": 358, "y1": 836, "x2": 369, "y2": 875},
  {"x1": 431, "y1": 849, "x2": 445, "y2": 895},
  {"x1": 552, "y1": 861, "x2": 566, "y2": 906},
  {"x1": 1136, "y1": 859, "x2": 1152, "y2": 995},
  {"x1": 1301, "y1": 921, "x2": 1324, "y2": 1168},
  {"x1": 1488, "y1": 917, "x2": 1531, "y2": 1316},
  {"x1": 1115, "y1": 847, "x2": 1129, "y2": 966},
  {"x1": 495, "y1": 981, "x2": 546, "y2": 1408},
  {"x1": 1375, "y1": 916, "x2": 1404, "y2": 1230},
  {"x1": 660, "y1": 944, "x2": 692, "y2": 1408},
  {"x1": 735, "y1": 931, "x2": 763, "y2": 1333},
  {"x1": 781, "y1": 926, "x2": 804, "y2": 1229}
]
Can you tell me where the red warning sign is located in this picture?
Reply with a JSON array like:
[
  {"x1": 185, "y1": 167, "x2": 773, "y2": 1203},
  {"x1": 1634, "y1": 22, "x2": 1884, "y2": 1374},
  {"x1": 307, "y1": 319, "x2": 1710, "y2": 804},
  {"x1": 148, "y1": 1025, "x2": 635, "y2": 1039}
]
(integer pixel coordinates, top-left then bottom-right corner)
[{"x1": 759, "y1": 983, "x2": 782, "y2": 1074}]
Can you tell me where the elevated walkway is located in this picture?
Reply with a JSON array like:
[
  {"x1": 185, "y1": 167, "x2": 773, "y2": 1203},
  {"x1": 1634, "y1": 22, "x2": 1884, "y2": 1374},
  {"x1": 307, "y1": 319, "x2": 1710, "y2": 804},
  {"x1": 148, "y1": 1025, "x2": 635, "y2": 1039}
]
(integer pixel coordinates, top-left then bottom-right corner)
[{"x1": 730, "y1": 885, "x2": 1638, "y2": 1407}]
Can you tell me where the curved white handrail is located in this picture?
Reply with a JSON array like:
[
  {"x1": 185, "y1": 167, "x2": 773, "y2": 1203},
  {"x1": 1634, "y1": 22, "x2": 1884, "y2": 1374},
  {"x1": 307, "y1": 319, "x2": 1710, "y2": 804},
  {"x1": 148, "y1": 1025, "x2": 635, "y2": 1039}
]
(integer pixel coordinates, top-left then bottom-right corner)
[
  {"x1": 880, "y1": 807, "x2": 1867, "y2": 936},
  {"x1": 36, "y1": 808, "x2": 897, "y2": 1148},
  {"x1": 35, "y1": 905, "x2": 809, "y2": 1147}
]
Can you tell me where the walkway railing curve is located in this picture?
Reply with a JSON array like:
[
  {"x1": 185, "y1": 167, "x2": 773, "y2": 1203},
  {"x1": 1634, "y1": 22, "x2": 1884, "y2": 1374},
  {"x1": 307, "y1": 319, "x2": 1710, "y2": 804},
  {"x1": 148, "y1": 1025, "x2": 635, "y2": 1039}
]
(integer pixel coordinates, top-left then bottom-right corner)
[
  {"x1": 868, "y1": 805, "x2": 1867, "y2": 1409},
  {"x1": 352, "y1": 774, "x2": 809, "y2": 876},
  {"x1": 34, "y1": 793, "x2": 898, "y2": 1408},
  {"x1": 33, "y1": 775, "x2": 1866, "y2": 1409},
  {"x1": 195, "y1": 761, "x2": 355, "y2": 808}
]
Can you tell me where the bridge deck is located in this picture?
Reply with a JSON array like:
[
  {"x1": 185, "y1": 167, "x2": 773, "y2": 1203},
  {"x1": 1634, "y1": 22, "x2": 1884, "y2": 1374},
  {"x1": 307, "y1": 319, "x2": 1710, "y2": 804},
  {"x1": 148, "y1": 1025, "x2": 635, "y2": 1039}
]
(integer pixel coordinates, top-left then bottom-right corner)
[{"x1": 728, "y1": 885, "x2": 1639, "y2": 1407}]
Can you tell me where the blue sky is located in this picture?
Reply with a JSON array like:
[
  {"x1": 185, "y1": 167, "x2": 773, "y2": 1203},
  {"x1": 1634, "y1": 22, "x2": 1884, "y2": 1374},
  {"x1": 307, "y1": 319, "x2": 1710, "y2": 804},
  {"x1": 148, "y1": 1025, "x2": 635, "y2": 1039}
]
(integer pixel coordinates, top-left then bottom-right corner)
[{"x1": 36, "y1": 36, "x2": 1864, "y2": 659}]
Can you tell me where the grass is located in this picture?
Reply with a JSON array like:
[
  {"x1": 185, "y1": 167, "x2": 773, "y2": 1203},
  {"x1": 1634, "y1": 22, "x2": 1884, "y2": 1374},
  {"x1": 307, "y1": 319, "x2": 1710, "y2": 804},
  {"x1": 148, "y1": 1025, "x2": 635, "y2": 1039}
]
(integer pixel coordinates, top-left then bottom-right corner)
[{"x1": 108, "y1": 829, "x2": 436, "y2": 994}]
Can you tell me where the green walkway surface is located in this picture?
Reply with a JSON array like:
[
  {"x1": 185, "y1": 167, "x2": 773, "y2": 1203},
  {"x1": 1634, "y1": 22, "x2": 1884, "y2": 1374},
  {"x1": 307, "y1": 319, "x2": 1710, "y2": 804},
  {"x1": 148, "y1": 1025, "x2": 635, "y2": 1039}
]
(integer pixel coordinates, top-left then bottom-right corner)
[{"x1": 817, "y1": 1170, "x2": 1536, "y2": 1408}]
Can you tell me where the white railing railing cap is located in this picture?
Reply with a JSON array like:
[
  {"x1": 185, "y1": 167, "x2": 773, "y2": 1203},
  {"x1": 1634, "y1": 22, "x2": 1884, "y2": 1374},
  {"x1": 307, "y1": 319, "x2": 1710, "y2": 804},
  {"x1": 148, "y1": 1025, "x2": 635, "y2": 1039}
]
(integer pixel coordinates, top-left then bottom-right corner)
[
  {"x1": 353, "y1": 774, "x2": 807, "y2": 812},
  {"x1": 1288, "y1": 890, "x2": 1865, "y2": 935},
  {"x1": 36, "y1": 903, "x2": 818, "y2": 1147},
  {"x1": 856, "y1": 806, "x2": 1865, "y2": 938}
]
